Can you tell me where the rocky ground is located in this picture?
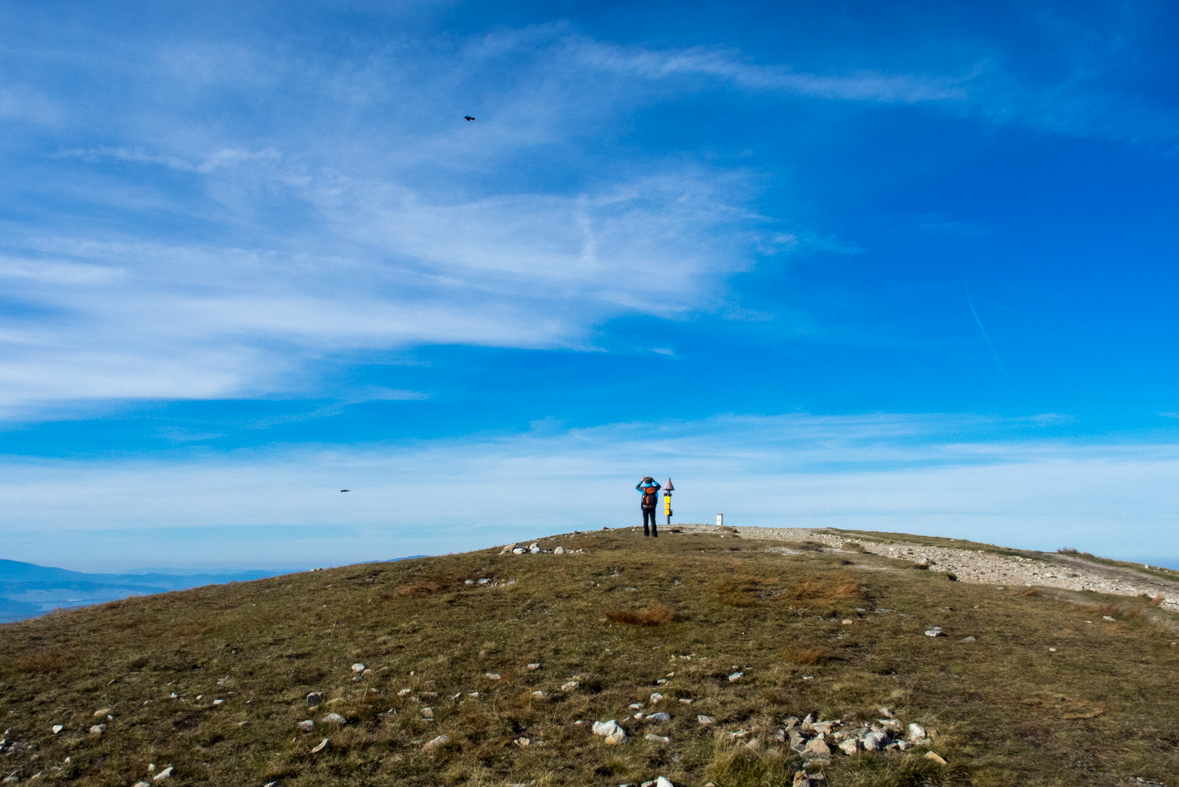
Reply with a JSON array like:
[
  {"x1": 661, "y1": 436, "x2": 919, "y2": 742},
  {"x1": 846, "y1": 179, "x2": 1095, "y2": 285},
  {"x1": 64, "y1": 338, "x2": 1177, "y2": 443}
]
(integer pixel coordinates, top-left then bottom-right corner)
[{"x1": 675, "y1": 524, "x2": 1179, "y2": 612}]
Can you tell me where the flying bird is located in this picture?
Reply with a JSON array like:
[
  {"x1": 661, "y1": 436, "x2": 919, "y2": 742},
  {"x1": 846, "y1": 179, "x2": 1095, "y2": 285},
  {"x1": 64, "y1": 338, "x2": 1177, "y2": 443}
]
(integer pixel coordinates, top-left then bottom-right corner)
[
  {"x1": 340, "y1": 489, "x2": 350, "y2": 493},
  {"x1": 464, "y1": 116, "x2": 475, "y2": 121}
]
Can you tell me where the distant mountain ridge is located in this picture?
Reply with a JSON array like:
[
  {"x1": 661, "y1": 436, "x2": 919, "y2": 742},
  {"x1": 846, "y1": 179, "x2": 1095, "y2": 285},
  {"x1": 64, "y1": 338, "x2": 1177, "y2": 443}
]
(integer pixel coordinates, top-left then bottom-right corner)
[{"x1": 0, "y1": 559, "x2": 284, "y2": 624}]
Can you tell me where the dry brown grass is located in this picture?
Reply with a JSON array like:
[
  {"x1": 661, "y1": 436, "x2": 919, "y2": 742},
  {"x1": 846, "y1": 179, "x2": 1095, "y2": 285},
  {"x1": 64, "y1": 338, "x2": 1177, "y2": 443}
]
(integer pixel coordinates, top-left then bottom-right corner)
[
  {"x1": 787, "y1": 573, "x2": 860, "y2": 604},
  {"x1": 1019, "y1": 587, "x2": 1042, "y2": 597},
  {"x1": 603, "y1": 604, "x2": 675, "y2": 626},
  {"x1": 0, "y1": 528, "x2": 1176, "y2": 787},
  {"x1": 2, "y1": 651, "x2": 69, "y2": 675},
  {"x1": 781, "y1": 646, "x2": 829, "y2": 665},
  {"x1": 395, "y1": 581, "x2": 445, "y2": 598}
]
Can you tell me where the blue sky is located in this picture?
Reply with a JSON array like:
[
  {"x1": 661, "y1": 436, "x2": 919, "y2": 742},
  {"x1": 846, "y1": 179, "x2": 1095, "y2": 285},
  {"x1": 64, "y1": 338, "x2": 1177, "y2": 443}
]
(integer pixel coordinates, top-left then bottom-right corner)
[{"x1": 2, "y1": 0, "x2": 1178, "y2": 571}]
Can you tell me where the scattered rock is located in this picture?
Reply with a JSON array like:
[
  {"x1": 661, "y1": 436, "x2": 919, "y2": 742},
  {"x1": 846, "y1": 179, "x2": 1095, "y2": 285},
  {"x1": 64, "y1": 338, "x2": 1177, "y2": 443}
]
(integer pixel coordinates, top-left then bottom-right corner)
[
  {"x1": 321, "y1": 713, "x2": 347, "y2": 725},
  {"x1": 310, "y1": 738, "x2": 330, "y2": 754},
  {"x1": 153, "y1": 766, "x2": 174, "y2": 781},
  {"x1": 655, "y1": 778, "x2": 674, "y2": 787},
  {"x1": 803, "y1": 737, "x2": 830, "y2": 757},
  {"x1": 728, "y1": 672, "x2": 744, "y2": 682},
  {"x1": 93, "y1": 708, "x2": 111, "y2": 717},
  {"x1": 423, "y1": 734, "x2": 449, "y2": 752},
  {"x1": 925, "y1": 751, "x2": 947, "y2": 765},
  {"x1": 838, "y1": 738, "x2": 860, "y2": 755},
  {"x1": 924, "y1": 627, "x2": 944, "y2": 637},
  {"x1": 561, "y1": 681, "x2": 580, "y2": 692},
  {"x1": 89, "y1": 724, "x2": 106, "y2": 735},
  {"x1": 646, "y1": 712, "x2": 670, "y2": 722},
  {"x1": 908, "y1": 723, "x2": 926, "y2": 742},
  {"x1": 421, "y1": 707, "x2": 434, "y2": 719},
  {"x1": 297, "y1": 720, "x2": 315, "y2": 732},
  {"x1": 531, "y1": 690, "x2": 546, "y2": 699},
  {"x1": 1103, "y1": 615, "x2": 1117, "y2": 622},
  {"x1": 213, "y1": 699, "x2": 225, "y2": 705},
  {"x1": 592, "y1": 719, "x2": 627, "y2": 744},
  {"x1": 862, "y1": 731, "x2": 888, "y2": 751},
  {"x1": 351, "y1": 663, "x2": 366, "y2": 673},
  {"x1": 650, "y1": 692, "x2": 663, "y2": 704},
  {"x1": 51, "y1": 725, "x2": 63, "y2": 734},
  {"x1": 697, "y1": 715, "x2": 714, "y2": 725},
  {"x1": 554, "y1": 547, "x2": 565, "y2": 554},
  {"x1": 485, "y1": 673, "x2": 502, "y2": 681},
  {"x1": 527, "y1": 663, "x2": 541, "y2": 670},
  {"x1": 307, "y1": 692, "x2": 323, "y2": 707},
  {"x1": 645, "y1": 733, "x2": 670, "y2": 743},
  {"x1": 962, "y1": 636, "x2": 976, "y2": 643}
]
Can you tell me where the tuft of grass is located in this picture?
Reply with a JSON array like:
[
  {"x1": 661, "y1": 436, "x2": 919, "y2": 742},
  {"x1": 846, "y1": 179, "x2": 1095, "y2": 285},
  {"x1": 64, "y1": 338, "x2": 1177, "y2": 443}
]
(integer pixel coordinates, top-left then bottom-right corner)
[
  {"x1": 704, "y1": 736, "x2": 794, "y2": 787},
  {"x1": 788, "y1": 574, "x2": 861, "y2": 604},
  {"x1": 603, "y1": 604, "x2": 675, "y2": 626}
]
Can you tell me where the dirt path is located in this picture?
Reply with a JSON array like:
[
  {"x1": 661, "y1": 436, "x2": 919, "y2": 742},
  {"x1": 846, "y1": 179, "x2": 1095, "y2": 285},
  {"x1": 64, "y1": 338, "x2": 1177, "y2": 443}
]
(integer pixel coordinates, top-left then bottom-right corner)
[{"x1": 675, "y1": 524, "x2": 1179, "y2": 611}]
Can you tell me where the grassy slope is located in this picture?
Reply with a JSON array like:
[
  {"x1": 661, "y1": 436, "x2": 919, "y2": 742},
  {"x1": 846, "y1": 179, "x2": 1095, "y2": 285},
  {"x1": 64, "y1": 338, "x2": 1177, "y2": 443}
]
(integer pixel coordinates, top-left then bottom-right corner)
[{"x1": 1, "y1": 529, "x2": 1177, "y2": 787}]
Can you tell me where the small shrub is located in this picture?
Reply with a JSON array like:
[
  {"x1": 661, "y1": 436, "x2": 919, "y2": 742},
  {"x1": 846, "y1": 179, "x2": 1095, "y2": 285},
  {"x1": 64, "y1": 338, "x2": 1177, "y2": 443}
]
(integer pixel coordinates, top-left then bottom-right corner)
[
  {"x1": 604, "y1": 604, "x2": 675, "y2": 626},
  {"x1": 1020, "y1": 587, "x2": 1041, "y2": 597},
  {"x1": 781, "y1": 646, "x2": 828, "y2": 665},
  {"x1": 1057, "y1": 547, "x2": 1078, "y2": 555},
  {"x1": 395, "y1": 581, "x2": 444, "y2": 598}
]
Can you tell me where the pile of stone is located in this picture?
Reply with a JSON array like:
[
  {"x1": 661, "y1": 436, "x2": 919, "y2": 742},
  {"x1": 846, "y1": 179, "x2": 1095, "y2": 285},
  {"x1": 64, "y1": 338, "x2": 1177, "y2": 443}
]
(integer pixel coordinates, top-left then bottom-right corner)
[
  {"x1": 500, "y1": 542, "x2": 585, "y2": 555},
  {"x1": 777, "y1": 711, "x2": 934, "y2": 760},
  {"x1": 0, "y1": 732, "x2": 30, "y2": 756}
]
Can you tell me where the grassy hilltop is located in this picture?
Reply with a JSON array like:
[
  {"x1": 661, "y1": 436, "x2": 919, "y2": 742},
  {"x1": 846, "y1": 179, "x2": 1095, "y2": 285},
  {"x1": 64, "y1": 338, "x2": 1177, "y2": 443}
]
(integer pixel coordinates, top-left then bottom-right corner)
[{"x1": 1, "y1": 528, "x2": 1177, "y2": 787}]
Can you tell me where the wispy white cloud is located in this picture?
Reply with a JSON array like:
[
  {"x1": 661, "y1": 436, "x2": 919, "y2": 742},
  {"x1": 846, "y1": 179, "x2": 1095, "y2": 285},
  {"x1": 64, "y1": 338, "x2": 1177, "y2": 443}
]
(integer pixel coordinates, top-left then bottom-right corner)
[
  {"x1": 570, "y1": 40, "x2": 972, "y2": 103},
  {"x1": 2, "y1": 413, "x2": 1176, "y2": 571}
]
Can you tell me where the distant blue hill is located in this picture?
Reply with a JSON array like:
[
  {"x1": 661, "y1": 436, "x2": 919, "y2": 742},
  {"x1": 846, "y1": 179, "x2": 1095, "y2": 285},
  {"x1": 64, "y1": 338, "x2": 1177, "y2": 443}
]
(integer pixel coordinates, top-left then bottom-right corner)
[{"x1": 0, "y1": 559, "x2": 287, "y2": 624}]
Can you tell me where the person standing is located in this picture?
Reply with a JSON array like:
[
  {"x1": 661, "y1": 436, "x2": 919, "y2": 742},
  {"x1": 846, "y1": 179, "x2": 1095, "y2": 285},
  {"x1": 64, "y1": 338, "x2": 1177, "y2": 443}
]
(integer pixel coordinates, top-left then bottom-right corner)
[{"x1": 636, "y1": 476, "x2": 662, "y2": 537}]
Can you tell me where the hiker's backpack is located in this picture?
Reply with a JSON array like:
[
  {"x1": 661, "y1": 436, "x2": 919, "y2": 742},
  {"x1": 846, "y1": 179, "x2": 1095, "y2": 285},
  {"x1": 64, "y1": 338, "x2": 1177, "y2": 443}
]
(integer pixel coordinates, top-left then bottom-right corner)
[{"x1": 642, "y1": 486, "x2": 658, "y2": 508}]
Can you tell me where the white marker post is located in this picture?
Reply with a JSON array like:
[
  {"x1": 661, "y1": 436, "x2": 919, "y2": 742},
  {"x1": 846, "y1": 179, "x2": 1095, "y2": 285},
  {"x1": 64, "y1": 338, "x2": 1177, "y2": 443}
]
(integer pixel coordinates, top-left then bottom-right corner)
[{"x1": 716, "y1": 514, "x2": 723, "y2": 528}]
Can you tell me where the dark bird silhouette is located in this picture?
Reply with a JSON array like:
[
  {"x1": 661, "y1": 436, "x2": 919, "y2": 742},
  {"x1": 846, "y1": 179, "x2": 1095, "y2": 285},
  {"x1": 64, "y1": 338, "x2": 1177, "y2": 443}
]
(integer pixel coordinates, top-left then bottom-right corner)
[
  {"x1": 340, "y1": 489, "x2": 350, "y2": 492},
  {"x1": 464, "y1": 116, "x2": 475, "y2": 121}
]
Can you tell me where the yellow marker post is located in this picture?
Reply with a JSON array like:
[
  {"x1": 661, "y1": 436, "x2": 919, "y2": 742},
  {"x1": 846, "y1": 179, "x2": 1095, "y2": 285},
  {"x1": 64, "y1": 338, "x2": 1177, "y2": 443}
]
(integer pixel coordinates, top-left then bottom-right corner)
[{"x1": 663, "y1": 477, "x2": 674, "y2": 525}]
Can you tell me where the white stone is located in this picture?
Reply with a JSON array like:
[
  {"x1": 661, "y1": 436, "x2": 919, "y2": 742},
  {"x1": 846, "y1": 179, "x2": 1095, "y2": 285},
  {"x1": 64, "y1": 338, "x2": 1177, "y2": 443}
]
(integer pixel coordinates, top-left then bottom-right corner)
[
  {"x1": 485, "y1": 673, "x2": 502, "y2": 680},
  {"x1": 321, "y1": 713, "x2": 347, "y2": 725},
  {"x1": 397, "y1": 688, "x2": 412, "y2": 696},
  {"x1": 307, "y1": 692, "x2": 323, "y2": 706},
  {"x1": 649, "y1": 692, "x2": 663, "y2": 704},
  {"x1": 213, "y1": 699, "x2": 224, "y2": 705},
  {"x1": 862, "y1": 731, "x2": 888, "y2": 751},
  {"x1": 153, "y1": 766, "x2": 174, "y2": 781},
  {"x1": 645, "y1": 733, "x2": 670, "y2": 743},
  {"x1": 838, "y1": 738, "x2": 860, "y2": 755},
  {"x1": 728, "y1": 672, "x2": 744, "y2": 681},
  {"x1": 310, "y1": 738, "x2": 330, "y2": 754},
  {"x1": 697, "y1": 715, "x2": 714, "y2": 725},
  {"x1": 655, "y1": 778, "x2": 674, "y2": 787},
  {"x1": 423, "y1": 734, "x2": 449, "y2": 752},
  {"x1": 421, "y1": 707, "x2": 434, "y2": 719},
  {"x1": 646, "y1": 712, "x2": 670, "y2": 722},
  {"x1": 89, "y1": 724, "x2": 106, "y2": 735},
  {"x1": 907, "y1": 723, "x2": 926, "y2": 742},
  {"x1": 297, "y1": 720, "x2": 314, "y2": 732},
  {"x1": 592, "y1": 720, "x2": 625, "y2": 740},
  {"x1": 52, "y1": 725, "x2": 63, "y2": 734},
  {"x1": 561, "y1": 680, "x2": 579, "y2": 691},
  {"x1": 924, "y1": 627, "x2": 943, "y2": 637},
  {"x1": 554, "y1": 547, "x2": 565, "y2": 554},
  {"x1": 351, "y1": 663, "x2": 366, "y2": 673}
]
